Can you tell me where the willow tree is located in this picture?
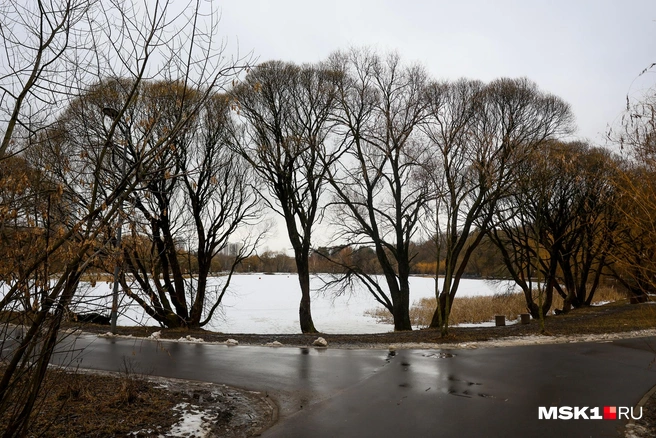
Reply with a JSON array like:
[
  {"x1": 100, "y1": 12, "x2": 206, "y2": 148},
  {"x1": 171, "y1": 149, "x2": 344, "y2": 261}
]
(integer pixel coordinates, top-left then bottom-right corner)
[
  {"x1": 486, "y1": 142, "x2": 607, "y2": 319},
  {"x1": 230, "y1": 61, "x2": 340, "y2": 333},
  {"x1": 325, "y1": 49, "x2": 430, "y2": 331},
  {"x1": 99, "y1": 81, "x2": 263, "y2": 329},
  {"x1": 424, "y1": 77, "x2": 574, "y2": 333}
]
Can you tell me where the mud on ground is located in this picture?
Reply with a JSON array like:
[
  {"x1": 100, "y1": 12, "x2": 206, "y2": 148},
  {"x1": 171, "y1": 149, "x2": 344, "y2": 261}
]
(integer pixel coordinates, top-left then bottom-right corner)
[{"x1": 0, "y1": 367, "x2": 276, "y2": 438}]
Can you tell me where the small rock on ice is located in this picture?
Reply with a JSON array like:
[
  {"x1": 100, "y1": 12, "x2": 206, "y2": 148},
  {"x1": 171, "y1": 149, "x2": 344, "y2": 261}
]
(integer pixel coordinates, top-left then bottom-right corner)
[{"x1": 225, "y1": 339, "x2": 239, "y2": 346}]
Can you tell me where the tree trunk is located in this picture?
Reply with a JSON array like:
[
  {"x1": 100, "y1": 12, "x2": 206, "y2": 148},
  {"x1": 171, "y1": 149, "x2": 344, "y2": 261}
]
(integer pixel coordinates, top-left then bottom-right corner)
[
  {"x1": 296, "y1": 257, "x2": 317, "y2": 333},
  {"x1": 433, "y1": 291, "x2": 451, "y2": 328},
  {"x1": 1, "y1": 267, "x2": 81, "y2": 437},
  {"x1": 189, "y1": 255, "x2": 211, "y2": 328},
  {"x1": 430, "y1": 265, "x2": 454, "y2": 330},
  {"x1": 392, "y1": 278, "x2": 412, "y2": 331}
]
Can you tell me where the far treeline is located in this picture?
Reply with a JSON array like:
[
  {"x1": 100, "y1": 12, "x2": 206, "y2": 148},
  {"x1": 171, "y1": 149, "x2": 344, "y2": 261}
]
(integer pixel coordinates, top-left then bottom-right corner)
[{"x1": 214, "y1": 239, "x2": 505, "y2": 279}]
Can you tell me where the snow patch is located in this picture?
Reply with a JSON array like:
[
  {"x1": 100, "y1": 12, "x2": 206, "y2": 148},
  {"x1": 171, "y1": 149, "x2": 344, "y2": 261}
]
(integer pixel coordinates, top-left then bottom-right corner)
[
  {"x1": 128, "y1": 429, "x2": 154, "y2": 436},
  {"x1": 98, "y1": 332, "x2": 133, "y2": 338},
  {"x1": 61, "y1": 328, "x2": 83, "y2": 335},
  {"x1": 265, "y1": 341, "x2": 283, "y2": 347},
  {"x1": 386, "y1": 328, "x2": 656, "y2": 350},
  {"x1": 454, "y1": 318, "x2": 519, "y2": 328},
  {"x1": 313, "y1": 337, "x2": 328, "y2": 347},
  {"x1": 177, "y1": 335, "x2": 204, "y2": 343},
  {"x1": 168, "y1": 403, "x2": 214, "y2": 438}
]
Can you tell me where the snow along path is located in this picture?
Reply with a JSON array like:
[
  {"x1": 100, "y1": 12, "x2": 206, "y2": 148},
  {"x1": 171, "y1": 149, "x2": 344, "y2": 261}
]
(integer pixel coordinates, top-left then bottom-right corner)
[
  {"x1": 87, "y1": 327, "x2": 656, "y2": 350},
  {"x1": 385, "y1": 328, "x2": 656, "y2": 351}
]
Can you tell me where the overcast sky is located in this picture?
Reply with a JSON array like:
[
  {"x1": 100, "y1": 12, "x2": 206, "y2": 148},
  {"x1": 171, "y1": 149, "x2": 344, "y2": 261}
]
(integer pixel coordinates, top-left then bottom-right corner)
[{"x1": 216, "y1": 0, "x2": 656, "y2": 252}]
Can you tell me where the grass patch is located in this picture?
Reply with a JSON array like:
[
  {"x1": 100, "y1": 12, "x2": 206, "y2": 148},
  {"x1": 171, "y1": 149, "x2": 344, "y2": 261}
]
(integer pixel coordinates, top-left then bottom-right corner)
[
  {"x1": 365, "y1": 285, "x2": 629, "y2": 327},
  {"x1": 0, "y1": 310, "x2": 37, "y2": 325}
]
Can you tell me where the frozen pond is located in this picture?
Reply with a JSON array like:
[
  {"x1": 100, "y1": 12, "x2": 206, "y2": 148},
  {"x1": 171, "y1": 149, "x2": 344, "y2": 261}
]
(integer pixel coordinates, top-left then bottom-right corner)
[{"x1": 70, "y1": 274, "x2": 514, "y2": 334}]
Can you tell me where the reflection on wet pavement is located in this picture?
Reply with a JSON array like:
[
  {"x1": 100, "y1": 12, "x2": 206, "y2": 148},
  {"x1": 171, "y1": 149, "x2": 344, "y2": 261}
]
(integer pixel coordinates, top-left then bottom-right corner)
[{"x1": 422, "y1": 352, "x2": 455, "y2": 359}]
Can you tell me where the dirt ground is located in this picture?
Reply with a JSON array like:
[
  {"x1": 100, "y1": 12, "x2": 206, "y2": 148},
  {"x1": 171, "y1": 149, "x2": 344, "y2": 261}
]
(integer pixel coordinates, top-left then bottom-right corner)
[{"x1": 0, "y1": 367, "x2": 276, "y2": 437}]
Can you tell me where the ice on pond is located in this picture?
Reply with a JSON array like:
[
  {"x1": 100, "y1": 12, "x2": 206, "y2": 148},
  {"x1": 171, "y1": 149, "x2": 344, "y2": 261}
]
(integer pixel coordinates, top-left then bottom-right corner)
[{"x1": 66, "y1": 274, "x2": 513, "y2": 334}]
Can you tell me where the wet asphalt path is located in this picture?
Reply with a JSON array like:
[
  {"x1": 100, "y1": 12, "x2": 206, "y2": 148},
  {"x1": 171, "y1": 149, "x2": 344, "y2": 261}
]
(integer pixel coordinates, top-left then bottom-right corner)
[{"x1": 50, "y1": 335, "x2": 656, "y2": 437}]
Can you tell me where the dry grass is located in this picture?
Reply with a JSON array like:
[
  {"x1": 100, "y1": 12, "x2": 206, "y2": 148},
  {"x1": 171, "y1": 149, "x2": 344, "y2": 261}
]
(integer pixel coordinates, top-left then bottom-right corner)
[
  {"x1": 366, "y1": 285, "x2": 629, "y2": 327},
  {"x1": 0, "y1": 360, "x2": 275, "y2": 437},
  {"x1": 408, "y1": 293, "x2": 527, "y2": 327},
  {"x1": 79, "y1": 272, "x2": 115, "y2": 285},
  {"x1": 0, "y1": 366, "x2": 177, "y2": 437}
]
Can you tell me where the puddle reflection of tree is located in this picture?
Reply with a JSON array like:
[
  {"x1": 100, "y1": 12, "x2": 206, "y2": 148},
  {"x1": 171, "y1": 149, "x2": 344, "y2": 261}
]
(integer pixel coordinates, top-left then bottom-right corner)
[{"x1": 297, "y1": 347, "x2": 311, "y2": 409}]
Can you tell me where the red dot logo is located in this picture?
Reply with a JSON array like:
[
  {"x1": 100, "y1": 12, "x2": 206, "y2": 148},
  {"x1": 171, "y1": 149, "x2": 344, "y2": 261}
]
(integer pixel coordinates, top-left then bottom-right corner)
[{"x1": 603, "y1": 406, "x2": 617, "y2": 420}]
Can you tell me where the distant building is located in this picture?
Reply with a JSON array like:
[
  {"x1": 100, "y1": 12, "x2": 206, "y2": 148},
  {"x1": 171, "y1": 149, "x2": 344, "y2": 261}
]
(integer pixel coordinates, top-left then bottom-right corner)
[{"x1": 221, "y1": 242, "x2": 241, "y2": 257}]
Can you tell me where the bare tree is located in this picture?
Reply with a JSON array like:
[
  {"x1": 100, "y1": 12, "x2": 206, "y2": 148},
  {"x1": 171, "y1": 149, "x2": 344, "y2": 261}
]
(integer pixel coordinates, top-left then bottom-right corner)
[
  {"x1": 421, "y1": 79, "x2": 486, "y2": 333},
  {"x1": 325, "y1": 49, "x2": 429, "y2": 331},
  {"x1": 0, "y1": 0, "x2": 92, "y2": 159},
  {"x1": 486, "y1": 144, "x2": 555, "y2": 324},
  {"x1": 0, "y1": 0, "x2": 250, "y2": 434},
  {"x1": 486, "y1": 142, "x2": 613, "y2": 322},
  {"x1": 551, "y1": 144, "x2": 619, "y2": 310},
  {"x1": 230, "y1": 61, "x2": 340, "y2": 334},
  {"x1": 424, "y1": 77, "x2": 574, "y2": 333},
  {"x1": 113, "y1": 84, "x2": 263, "y2": 329},
  {"x1": 607, "y1": 88, "x2": 656, "y2": 297}
]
